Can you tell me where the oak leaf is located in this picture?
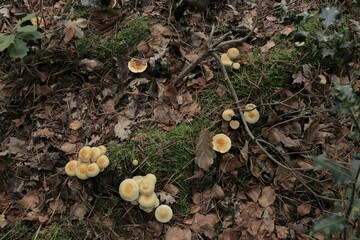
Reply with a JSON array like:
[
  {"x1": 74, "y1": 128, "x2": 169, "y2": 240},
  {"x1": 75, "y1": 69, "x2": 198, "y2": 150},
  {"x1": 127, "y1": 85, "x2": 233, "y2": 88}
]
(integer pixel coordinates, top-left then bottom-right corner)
[{"x1": 194, "y1": 130, "x2": 216, "y2": 171}]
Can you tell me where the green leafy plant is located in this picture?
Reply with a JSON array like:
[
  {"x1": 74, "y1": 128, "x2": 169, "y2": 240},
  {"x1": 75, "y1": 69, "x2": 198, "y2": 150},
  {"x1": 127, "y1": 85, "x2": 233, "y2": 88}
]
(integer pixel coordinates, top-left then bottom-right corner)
[
  {"x1": 0, "y1": 13, "x2": 43, "y2": 58},
  {"x1": 290, "y1": 6, "x2": 357, "y2": 65},
  {"x1": 308, "y1": 81, "x2": 360, "y2": 239}
]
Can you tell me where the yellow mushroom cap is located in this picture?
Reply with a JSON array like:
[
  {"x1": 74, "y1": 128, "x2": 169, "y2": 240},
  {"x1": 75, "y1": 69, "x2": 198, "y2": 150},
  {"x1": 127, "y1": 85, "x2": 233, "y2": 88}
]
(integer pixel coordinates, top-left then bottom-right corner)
[
  {"x1": 86, "y1": 163, "x2": 100, "y2": 177},
  {"x1": 132, "y1": 176, "x2": 143, "y2": 186},
  {"x1": 76, "y1": 163, "x2": 89, "y2": 180},
  {"x1": 220, "y1": 53, "x2": 233, "y2": 66},
  {"x1": 222, "y1": 109, "x2": 235, "y2": 121},
  {"x1": 138, "y1": 193, "x2": 157, "y2": 208},
  {"x1": 232, "y1": 62, "x2": 240, "y2": 70},
  {"x1": 109, "y1": 0, "x2": 117, "y2": 8},
  {"x1": 131, "y1": 199, "x2": 139, "y2": 205},
  {"x1": 98, "y1": 145, "x2": 107, "y2": 155},
  {"x1": 229, "y1": 120, "x2": 240, "y2": 130},
  {"x1": 31, "y1": 16, "x2": 45, "y2": 28},
  {"x1": 139, "y1": 179, "x2": 155, "y2": 196},
  {"x1": 65, "y1": 160, "x2": 78, "y2": 176},
  {"x1": 90, "y1": 147, "x2": 102, "y2": 162},
  {"x1": 227, "y1": 48, "x2": 240, "y2": 60},
  {"x1": 132, "y1": 159, "x2": 139, "y2": 166},
  {"x1": 154, "y1": 197, "x2": 160, "y2": 208},
  {"x1": 128, "y1": 58, "x2": 148, "y2": 73},
  {"x1": 119, "y1": 179, "x2": 140, "y2": 201},
  {"x1": 244, "y1": 103, "x2": 259, "y2": 123},
  {"x1": 144, "y1": 173, "x2": 157, "y2": 184},
  {"x1": 96, "y1": 155, "x2": 110, "y2": 169},
  {"x1": 139, "y1": 205, "x2": 154, "y2": 213},
  {"x1": 155, "y1": 205, "x2": 173, "y2": 223},
  {"x1": 212, "y1": 134, "x2": 231, "y2": 153},
  {"x1": 79, "y1": 146, "x2": 92, "y2": 162},
  {"x1": 318, "y1": 74, "x2": 327, "y2": 84}
]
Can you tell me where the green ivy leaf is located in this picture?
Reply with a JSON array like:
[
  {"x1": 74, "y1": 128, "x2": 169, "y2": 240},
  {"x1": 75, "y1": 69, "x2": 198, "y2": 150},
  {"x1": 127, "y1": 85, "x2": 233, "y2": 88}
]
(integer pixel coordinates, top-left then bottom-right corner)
[
  {"x1": 291, "y1": 29, "x2": 309, "y2": 42},
  {"x1": 308, "y1": 153, "x2": 354, "y2": 185},
  {"x1": 15, "y1": 13, "x2": 37, "y2": 28},
  {"x1": 319, "y1": 6, "x2": 340, "y2": 29},
  {"x1": 16, "y1": 31, "x2": 43, "y2": 41},
  {"x1": 16, "y1": 25, "x2": 37, "y2": 33},
  {"x1": 8, "y1": 38, "x2": 29, "y2": 58},
  {"x1": 0, "y1": 34, "x2": 15, "y2": 51},
  {"x1": 321, "y1": 48, "x2": 336, "y2": 58},
  {"x1": 310, "y1": 215, "x2": 346, "y2": 236}
]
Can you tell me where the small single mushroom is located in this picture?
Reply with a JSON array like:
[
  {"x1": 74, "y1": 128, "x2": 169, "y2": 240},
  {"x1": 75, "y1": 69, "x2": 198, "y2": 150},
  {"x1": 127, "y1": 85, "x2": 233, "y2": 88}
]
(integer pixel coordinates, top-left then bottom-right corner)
[
  {"x1": 229, "y1": 120, "x2": 240, "y2": 130},
  {"x1": 65, "y1": 160, "x2": 78, "y2": 176},
  {"x1": 222, "y1": 109, "x2": 235, "y2": 121},
  {"x1": 76, "y1": 163, "x2": 89, "y2": 180},
  {"x1": 98, "y1": 145, "x2": 107, "y2": 155},
  {"x1": 227, "y1": 48, "x2": 240, "y2": 60},
  {"x1": 244, "y1": 104, "x2": 260, "y2": 124},
  {"x1": 132, "y1": 159, "x2": 139, "y2": 166},
  {"x1": 138, "y1": 193, "x2": 157, "y2": 208},
  {"x1": 86, "y1": 163, "x2": 100, "y2": 177},
  {"x1": 220, "y1": 53, "x2": 233, "y2": 67},
  {"x1": 96, "y1": 155, "x2": 110, "y2": 169},
  {"x1": 128, "y1": 58, "x2": 148, "y2": 73},
  {"x1": 212, "y1": 133, "x2": 231, "y2": 153},
  {"x1": 155, "y1": 205, "x2": 173, "y2": 223},
  {"x1": 79, "y1": 146, "x2": 92, "y2": 162},
  {"x1": 90, "y1": 147, "x2": 102, "y2": 162},
  {"x1": 119, "y1": 179, "x2": 140, "y2": 201},
  {"x1": 232, "y1": 62, "x2": 240, "y2": 70},
  {"x1": 139, "y1": 178, "x2": 155, "y2": 196},
  {"x1": 318, "y1": 74, "x2": 327, "y2": 84}
]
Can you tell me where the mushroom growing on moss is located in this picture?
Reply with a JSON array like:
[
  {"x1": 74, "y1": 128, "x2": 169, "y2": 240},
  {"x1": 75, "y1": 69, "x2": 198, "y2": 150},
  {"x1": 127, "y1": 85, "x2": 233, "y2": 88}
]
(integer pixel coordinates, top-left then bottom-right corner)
[
  {"x1": 65, "y1": 160, "x2": 78, "y2": 176},
  {"x1": 98, "y1": 145, "x2": 107, "y2": 155},
  {"x1": 220, "y1": 53, "x2": 233, "y2": 67},
  {"x1": 132, "y1": 159, "x2": 139, "y2": 166},
  {"x1": 244, "y1": 104, "x2": 260, "y2": 124},
  {"x1": 229, "y1": 120, "x2": 240, "y2": 130},
  {"x1": 128, "y1": 58, "x2": 148, "y2": 73},
  {"x1": 232, "y1": 62, "x2": 240, "y2": 70},
  {"x1": 119, "y1": 179, "x2": 140, "y2": 201},
  {"x1": 96, "y1": 155, "x2": 110, "y2": 169},
  {"x1": 155, "y1": 205, "x2": 173, "y2": 223},
  {"x1": 227, "y1": 47, "x2": 240, "y2": 60},
  {"x1": 212, "y1": 133, "x2": 231, "y2": 153},
  {"x1": 222, "y1": 109, "x2": 235, "y2": 121}
]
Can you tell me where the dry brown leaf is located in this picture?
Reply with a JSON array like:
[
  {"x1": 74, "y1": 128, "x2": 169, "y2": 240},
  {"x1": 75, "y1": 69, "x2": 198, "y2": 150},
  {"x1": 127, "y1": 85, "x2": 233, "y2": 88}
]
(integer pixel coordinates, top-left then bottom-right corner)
[
  {"x1": 7, "y1": 137, "x2": 27, "y2": 155},
  {"x1": 70, "y1": 203, "x2": 88, "y2": 220},
  {"x1": 114, "y1": 115, "x2": 132, "y2": 141},
  {"x1": 297, "y1": 203, "x2": 311, "y2": 216},
  {"x1": 69, "y1": 120, "x2": 83, "y2": 130},
  {"x1": 75, "y1": 18, "x2": 88, "y2": 28},
  {"x1": 260, "y1": 40, "x2": 275, "y2": 53},
  {"x1": 273, "y1": 166, "x2": 296, "y2": 190},
  {"x1": 163, "y1": 184, "x2": 179, "y2": 196},
  {"x1": 275, "y1": 225, "x2": 289, "y2": 239},
  {"x1": 280, "y1": 26, "x2": 294, "y2": 36},
  {"x1": 19, "y1": 191, "x2": 40, "y2": 211},
  {"x1": 211, "y1": 184, "x2": 225, "y2": 199},
  {"x1": 240, "y1": 141, "x2": 249, "y2": 164},
  {"x1": 165, "y1": 227, "x2": 191, "y2": 240},
  {"x1": 157, "y1": 191, "x2": 176, "y2": 204},
  {"x1": 153, "y1": 104, "x2": 174, "y2": 125},
  {"x1": 64, "y1": 20, "x2": 84, "y2": 40},
  {"x1": 246, "y1": 187, "x2": 261, "y2": 203},
  {"x1": 60, "y1": 142, "x2": 77, "y2": 154},
  {"x1": 194, "y1": 129, "x2": 216, "y2": 171},
  {"x1": 31, "y1": 128, "x2": 55, "y2": 138},
  {"x1": 192, "y1": 213, "x2": 219, "y2": 239},
  {"x1": 78, "y1": 58, "x2": 103, "y2": 72},
  {"x1": 258, "y1": 186, "x2": 276, "y2": 207},
  {"x1": 63, "y1": 26, "x2": 75, "y2": 43},
  {"x1": 220, "y1": 153, "x2": 242, "y2": 173},
  {"x1": 218, "y1": 228, "x2": 237, "y2": 240}
]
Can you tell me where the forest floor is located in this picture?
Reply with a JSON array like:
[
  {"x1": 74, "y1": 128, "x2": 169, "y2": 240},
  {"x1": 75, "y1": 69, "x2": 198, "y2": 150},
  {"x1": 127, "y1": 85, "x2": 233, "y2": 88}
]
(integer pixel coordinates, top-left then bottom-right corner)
[{"x1": 0, "y1": 0, "x2": 360, "y2": 239}]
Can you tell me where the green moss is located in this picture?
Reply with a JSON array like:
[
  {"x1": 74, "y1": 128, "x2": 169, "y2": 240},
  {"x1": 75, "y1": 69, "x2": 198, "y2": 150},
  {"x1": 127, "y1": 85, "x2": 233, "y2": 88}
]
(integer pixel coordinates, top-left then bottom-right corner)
[
  {"x1": 75, "y1": 17, "x2": 150, "y2": 61},
  {"x1": 36, "y1": 225, "x2": 73, "y2": 240}
]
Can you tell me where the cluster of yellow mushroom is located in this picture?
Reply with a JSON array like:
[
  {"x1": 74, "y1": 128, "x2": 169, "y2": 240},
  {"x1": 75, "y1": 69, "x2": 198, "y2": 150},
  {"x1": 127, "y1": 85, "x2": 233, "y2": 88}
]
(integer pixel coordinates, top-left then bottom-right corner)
[
  {"x1": 222, "y1": 109, "x2": 240, "y2": 130},
  {"x1": 64, "y1": 145, "x2": 110, "y2": 180},
  {"x1": 119, "y1": 174, "x2": 173, "y2": 223},
  {"x1": 220, "y1": 47, "x2": 241, "y2": 70}
]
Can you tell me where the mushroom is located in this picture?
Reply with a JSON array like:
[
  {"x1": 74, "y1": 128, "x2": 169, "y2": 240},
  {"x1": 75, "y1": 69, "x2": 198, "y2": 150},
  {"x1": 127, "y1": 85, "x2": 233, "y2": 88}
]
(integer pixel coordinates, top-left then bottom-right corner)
[
  {"x1": 76, "y1": 163, "x2": 89, "y2": 180},
  {"x1": 244, "y1": 104, "x2": 260, "y2": 124},
  {"x1": 139, "y1": 178, "x2": 155, "y2": 196},
  {"x1": 154, "y1": 197, "x2": 160, "y2": 208},
  {"x1": 212, "y1": 133, "x2": 231, "y2": 153},
  {"x1": 229, "y1": 120, "x2": 240, "y2": 130},
  {"x1": 96, "y1": 155, "x2": 110, "y2": 169},
  {"x1": 119, "y1": 179, "x2": 140, "y2": 201},
  {"x1": 128, "y1": 58, "x2": 148, "y2": 73},
  {"x1": 144, "y1": 173, "x2": 157, "y2": 184},
  {"x1": 132, "y1": 159, "x2": 139, "y2": 166},
  {"x1": 139, "y1": 205, "x2": 154, "y2": 213},
  {"x1": 98, "y1": 145, "x2": 107, "y2": 155},
  {"x1": 90, "y1": 147, "x2": 102, "y2": 162},
  {"x1": 220, "y1": 53, "x2": 233, "y2": 67},
  {"x1": 232, "y1": 62, "x2": 240, "y2": 70},
  {"x1": 78, "y1": 146, "x2": 92, "y2": 162},
  {"x1": 65, "y1": 160, "x2": 78, "y2": 176},
  {"x1": 318, "y1": 74, "x2": 327, "y2": 84},
  {"x1": 155, "y1": 205, "x2": 173, "y2": 223},
  {"x1": 227, "y1": 48, "x2": 240, "y2": 60},
  {"x1": 138, "y1": 193, "x2": 157, "y2": 208},
  {"x1": 132, "y1": 175, "x2": 143, "y2": 186},
  {"x1": 222, "y1": 109, "x2": 235, "y2": 121},
  {"x1": 86, "y1": 163, "x2": 100, "y2": 177}
]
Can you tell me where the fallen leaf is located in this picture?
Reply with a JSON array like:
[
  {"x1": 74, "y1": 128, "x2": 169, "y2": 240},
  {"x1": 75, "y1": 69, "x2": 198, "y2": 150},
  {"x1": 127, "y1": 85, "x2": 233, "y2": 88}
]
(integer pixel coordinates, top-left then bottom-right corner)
[
  {"x1": 219, "y1": 228, "x2": 237, "y2": 240},
  {"x1": 220, "y1": 153, "x2": 242, "y2": 173},
  {"x1": 114, "y1": 115, "x2": 132, "y2": 140},
  {"x1": 20, "y1": 191, "x2": 40, "y2": 211},
  {"x1": 63, "y1": 26, "x2": 75, "y2": 43},
  {"x1": 297, "y1": 203, "x2": 311, "y2": 216},
  {"x1": 163, "y1": 184, "x2": 179, "y2": 196},
  {"x1": 31, "y1": 128, "x2": 55, "y2": 138},
  {"x1": 258, "y1": 186, "x2": 276, "y2": 207},
  {"x1": 157, "y1": 191, "x2": 176, "y2": 204},
  {"x1": 192, "y1": 213, "x2": 219, "y2": 239},
  {"x1": 78, "y1": 58, "x2": 103, "y2": 72},
  {"x1": 194, "y1": 130, "x2": 216, "y2": 171},
  {"x1": 260, "y1": 40, "x2": 275, "y2": 53},
  {"x1": 246, "y1": 187, "x2": 261, "y2": 203},
  {"x1": 165, "y1": 227, "x2": 191, "y2": 240},
  {"x1": 275, "y1": 225, "x2": 289, "y2": 239},
  {"x1": 60, "y1": 142, "x2": 77, "y2": 154},
  {"x1": 70, "y1": 203, "x2": 88, "y2": 220},
  {"x1": 75, "y1": 18, "x2": 88, "y2": 28},
  {"x1": 69, "y1": 120, "x2": 83, "y2": 130},
  {"x1": 280, "y1": 26, "x2": 294, "y2": 36},
  {"x1": 211, "y1": 184, "x2": 225, "y2": 199}
]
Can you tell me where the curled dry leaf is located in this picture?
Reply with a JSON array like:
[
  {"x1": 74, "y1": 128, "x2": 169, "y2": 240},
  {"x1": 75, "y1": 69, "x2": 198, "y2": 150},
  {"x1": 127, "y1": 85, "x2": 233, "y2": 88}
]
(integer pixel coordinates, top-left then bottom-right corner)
[
  {"x1": 258, "y1": 186, "x2": 276, "y2": 208},
  {"x1": 194, "y1": 129, "x2": 216, "y2": 171}
]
